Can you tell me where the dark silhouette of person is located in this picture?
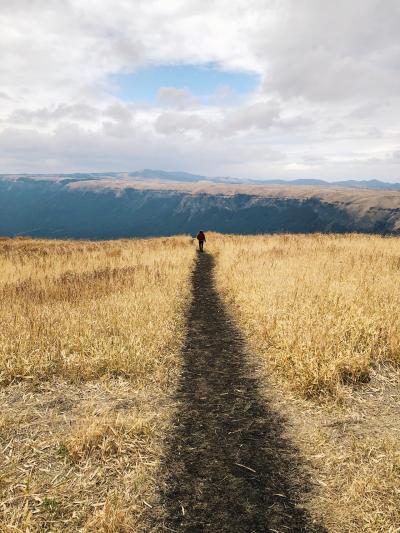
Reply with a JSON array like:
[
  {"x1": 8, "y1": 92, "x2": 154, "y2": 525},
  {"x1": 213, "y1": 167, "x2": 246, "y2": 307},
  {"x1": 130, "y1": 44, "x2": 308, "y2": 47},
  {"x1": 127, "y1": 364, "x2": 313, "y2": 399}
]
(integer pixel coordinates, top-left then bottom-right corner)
[{"x1": 196, "y1": 230, "x2": 206, "y2": 252}]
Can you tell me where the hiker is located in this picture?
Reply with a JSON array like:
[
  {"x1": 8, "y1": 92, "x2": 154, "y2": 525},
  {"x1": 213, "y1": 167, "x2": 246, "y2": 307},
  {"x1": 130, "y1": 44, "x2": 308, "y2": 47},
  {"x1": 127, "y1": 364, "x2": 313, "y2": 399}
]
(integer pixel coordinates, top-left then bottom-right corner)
[{"x1": 196, "y1": 230, "x2": 206, "y2": 252}]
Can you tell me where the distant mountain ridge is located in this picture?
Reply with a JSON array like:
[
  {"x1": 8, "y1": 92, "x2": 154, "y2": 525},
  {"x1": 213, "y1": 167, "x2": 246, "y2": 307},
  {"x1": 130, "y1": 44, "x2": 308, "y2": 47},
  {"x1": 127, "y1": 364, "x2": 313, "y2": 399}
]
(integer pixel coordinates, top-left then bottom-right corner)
[
  {"x1": 1, "y1": 172, "x2": 400, "y2": 238},
  {"x1": 130, "y1": 171, "x2": 400, "y2": 190},
  {"x1": 1, "y1": 170, "x2": 400, "y2": 190}
]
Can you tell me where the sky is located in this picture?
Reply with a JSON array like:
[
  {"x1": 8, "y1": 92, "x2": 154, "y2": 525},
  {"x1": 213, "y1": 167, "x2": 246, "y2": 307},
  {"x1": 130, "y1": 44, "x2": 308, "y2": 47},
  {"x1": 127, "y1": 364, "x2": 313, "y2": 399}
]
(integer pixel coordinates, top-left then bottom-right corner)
[{"x1": 0, "y1": 0, "x2": 399, "y2": 180}]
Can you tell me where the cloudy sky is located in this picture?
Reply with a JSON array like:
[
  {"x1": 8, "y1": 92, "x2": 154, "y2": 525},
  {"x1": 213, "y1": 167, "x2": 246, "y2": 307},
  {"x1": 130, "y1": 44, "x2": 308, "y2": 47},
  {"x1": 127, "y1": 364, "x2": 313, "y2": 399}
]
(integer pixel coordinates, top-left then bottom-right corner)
[{"x1": 1, "y1": 0, "x2": 399, "y2": 180}]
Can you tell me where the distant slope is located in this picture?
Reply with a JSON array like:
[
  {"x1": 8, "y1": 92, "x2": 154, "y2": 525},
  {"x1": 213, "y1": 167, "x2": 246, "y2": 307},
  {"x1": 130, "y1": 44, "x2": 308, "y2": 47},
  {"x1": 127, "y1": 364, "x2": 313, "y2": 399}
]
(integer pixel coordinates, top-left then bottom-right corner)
[
  {"x1": 3, "y1": 170, "x2": 400, "y2": 189},
  {"x1": 1, "y1": 174, "x2": 400, "y2": 238},
  {"x1": 132, "y1": 170, "x2": 400, "y2": 190}
]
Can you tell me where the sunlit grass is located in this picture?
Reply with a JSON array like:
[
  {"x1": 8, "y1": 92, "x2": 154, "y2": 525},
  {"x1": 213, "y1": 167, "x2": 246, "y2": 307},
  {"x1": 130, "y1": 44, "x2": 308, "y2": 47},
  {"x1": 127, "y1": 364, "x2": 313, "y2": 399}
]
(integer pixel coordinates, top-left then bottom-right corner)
[
  {"x1": 211, "y1": 232, "x2": 400, "y2": 533},
  {"x1": 211, "y1": 233, "x2": 400, "y2": 399},
  {"x1": 0, "y1": 236, "x2": 195, "y2": 531}
]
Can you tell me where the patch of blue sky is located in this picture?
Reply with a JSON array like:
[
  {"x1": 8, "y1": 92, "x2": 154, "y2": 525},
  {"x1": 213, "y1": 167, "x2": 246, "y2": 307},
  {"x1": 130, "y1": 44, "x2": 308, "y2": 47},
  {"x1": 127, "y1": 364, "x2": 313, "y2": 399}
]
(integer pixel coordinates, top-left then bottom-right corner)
[{"x1": 110, "y1": 63, "x2": 259, "y2": 104}]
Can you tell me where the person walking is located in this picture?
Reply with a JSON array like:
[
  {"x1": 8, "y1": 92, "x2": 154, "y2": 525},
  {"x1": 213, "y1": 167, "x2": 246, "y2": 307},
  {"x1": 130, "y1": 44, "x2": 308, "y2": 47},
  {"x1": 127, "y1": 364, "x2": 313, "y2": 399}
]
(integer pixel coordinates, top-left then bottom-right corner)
[{"x1": 196, "y1": 230, "x2": 206, "y2": 252}]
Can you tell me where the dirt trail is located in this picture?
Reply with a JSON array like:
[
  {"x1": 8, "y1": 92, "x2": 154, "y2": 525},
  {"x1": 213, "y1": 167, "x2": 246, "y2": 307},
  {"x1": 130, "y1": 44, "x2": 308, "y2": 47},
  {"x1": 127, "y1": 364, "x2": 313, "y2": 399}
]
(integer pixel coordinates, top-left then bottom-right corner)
[{"x1": 157, "y1": 252, "x2": 323, "y2": 532}]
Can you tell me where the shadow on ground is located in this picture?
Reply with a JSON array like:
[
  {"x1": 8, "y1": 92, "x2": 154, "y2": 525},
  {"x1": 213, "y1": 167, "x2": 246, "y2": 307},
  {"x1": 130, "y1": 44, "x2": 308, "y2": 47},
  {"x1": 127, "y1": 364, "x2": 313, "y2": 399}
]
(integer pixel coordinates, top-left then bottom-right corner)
[{"x1": 154, "y1": 252, "x2": 325, "y2": 532}]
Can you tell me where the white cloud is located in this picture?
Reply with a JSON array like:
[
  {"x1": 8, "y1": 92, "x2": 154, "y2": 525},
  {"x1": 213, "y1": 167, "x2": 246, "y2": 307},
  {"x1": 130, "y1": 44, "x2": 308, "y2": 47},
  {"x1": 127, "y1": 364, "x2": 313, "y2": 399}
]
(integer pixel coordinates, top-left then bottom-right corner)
[
  {"x1": 0, "y1": 0, "x2": 399, "y2": 179},
  {"x1": 348, "y1": 100, "x2": 389, "y2": 120},
  {"x1": 7, "y1": 104, "x2": 99, "y2": 126},
  {"x1": 156, "y1": 87, "x2": 199, "y2": 110},
  {"x1": 155, "y1": 112, "x2": 209, "y2": 135},
  {"x1": 391, "y1": 150, "x2": 400, "y2": 164},
  {"x1": 225, "y1": 101, "x2": 281, "y2": 132}
]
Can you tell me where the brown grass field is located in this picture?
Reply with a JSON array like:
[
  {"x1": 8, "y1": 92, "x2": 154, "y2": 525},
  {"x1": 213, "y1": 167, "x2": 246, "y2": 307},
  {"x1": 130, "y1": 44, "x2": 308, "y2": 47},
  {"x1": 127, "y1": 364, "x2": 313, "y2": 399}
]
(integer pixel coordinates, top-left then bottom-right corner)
[
  {"x1": 1, "y1": 233, "x2": 400, "y2": 532},
  {"x1": 0, "y1": 236, "x2": 195, "y2": 531},
  {"x1": 211, "y1": 233, "x2": 400, "y2": 533}
]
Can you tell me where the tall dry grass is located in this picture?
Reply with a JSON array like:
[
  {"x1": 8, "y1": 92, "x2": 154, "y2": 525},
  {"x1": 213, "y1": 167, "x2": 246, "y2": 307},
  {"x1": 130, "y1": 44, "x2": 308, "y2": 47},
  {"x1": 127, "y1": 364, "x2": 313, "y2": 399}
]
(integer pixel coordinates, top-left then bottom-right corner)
[
  {"x1": 0, "y1": 237, "x2": 194, "y2": 384},
  {"x1": 212, "y1": 233, "x2": 400, "y2": 398},
  {"x1": 0, "y1": 236, "x2": 195, "y2": 531},
  {"x1": 211, "y1": 233, "x2": 400, "y2": 532}
]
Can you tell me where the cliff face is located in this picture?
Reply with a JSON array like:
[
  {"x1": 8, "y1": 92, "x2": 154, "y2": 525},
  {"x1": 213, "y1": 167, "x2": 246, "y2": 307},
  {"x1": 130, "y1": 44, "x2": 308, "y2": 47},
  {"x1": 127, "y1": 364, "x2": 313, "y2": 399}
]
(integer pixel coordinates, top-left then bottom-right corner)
[{"x1": 1, "y1": 177, "x2": 400, "y2": 238}]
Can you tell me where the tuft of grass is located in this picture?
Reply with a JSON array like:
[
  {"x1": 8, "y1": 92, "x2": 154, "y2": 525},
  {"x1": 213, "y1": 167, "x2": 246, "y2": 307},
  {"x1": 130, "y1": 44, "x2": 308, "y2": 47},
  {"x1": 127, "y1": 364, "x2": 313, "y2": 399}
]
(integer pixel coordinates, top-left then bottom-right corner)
[
  {"x1": 84, "y1": 497, "x2": 137, "y2": 532},
  {"x1": 64, "y1": 414, "x2": 157, "y2": 462}
]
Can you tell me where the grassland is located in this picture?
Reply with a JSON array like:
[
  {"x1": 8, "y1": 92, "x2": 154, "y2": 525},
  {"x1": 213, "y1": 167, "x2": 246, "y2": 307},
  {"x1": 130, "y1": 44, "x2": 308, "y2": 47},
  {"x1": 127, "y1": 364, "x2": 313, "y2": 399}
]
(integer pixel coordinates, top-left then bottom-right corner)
[
  {"x1": 1, "y1": 232, "x2": 399, "y2": 532},
  {"x1": 211, "y1": 233, "x2": 400, "y2": 532},
  {"x1": 0, "y1": 236, "x2": 195, "y2": 531}
]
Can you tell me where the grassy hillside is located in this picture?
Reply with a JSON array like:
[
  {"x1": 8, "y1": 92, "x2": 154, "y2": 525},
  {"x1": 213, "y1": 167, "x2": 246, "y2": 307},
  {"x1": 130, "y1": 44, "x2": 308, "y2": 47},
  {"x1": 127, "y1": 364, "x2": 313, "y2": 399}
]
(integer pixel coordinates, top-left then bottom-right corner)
[
  {"x1": 212, "y1": 233, "x2": 400, "y2": 532},
  {"x1": 2, "y1": 176, "x2": 400, "y2": 237},
  {"x1": 0, "y1": 236, "x2": 195, "y2": 531}
]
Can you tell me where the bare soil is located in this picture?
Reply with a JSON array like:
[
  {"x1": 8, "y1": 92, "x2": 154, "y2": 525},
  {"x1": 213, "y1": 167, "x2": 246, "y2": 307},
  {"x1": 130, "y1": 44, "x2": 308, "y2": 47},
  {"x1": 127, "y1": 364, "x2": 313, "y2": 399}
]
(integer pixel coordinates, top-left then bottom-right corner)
[{"x1": 155, "y1": 252, "x2": 324, "y2": 532}]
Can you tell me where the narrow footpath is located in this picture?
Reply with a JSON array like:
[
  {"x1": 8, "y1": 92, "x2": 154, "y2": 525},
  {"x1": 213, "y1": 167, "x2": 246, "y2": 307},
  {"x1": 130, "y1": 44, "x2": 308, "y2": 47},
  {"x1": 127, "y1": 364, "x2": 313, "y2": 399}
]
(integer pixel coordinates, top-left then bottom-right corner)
[{"x1": 157, "y1": 252, "x2": 324, "y2": 532}]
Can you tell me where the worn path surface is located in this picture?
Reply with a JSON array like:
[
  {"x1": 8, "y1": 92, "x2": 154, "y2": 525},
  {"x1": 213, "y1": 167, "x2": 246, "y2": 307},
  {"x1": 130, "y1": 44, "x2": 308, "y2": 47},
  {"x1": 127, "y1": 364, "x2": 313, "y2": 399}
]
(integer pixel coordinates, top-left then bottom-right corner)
[{"x1": 157, "y1": 252, "x2": 323, "y2": 532}]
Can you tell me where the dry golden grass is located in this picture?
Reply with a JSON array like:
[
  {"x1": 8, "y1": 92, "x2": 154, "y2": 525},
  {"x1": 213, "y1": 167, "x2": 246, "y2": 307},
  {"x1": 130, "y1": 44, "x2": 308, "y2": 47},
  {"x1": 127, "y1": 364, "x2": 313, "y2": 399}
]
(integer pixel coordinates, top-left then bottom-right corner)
[
  {"x1": 0, "y1": 237, "x2": 195, "y2": 384},
  {"x1": 212, "y1": 233, "x2": 400, "y2": 399},
  {"x1": 2, "y1": 232, "x2": 399, "y2": 532},
  {"x1": 0, "y1": 236, "x2": 195, "y2": 531},
  {"x1": 211, "y1": 232, "x2": 400, "y2": 532}
]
